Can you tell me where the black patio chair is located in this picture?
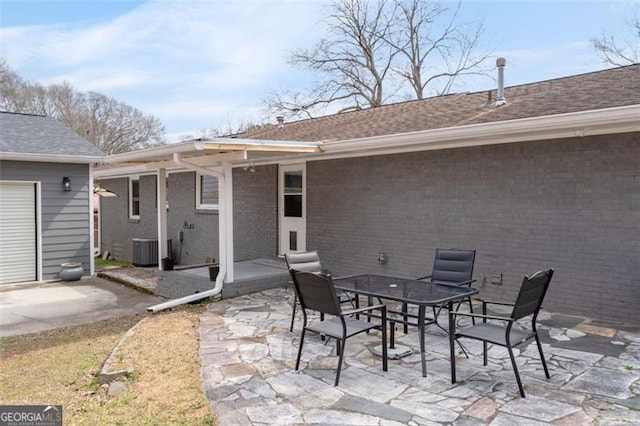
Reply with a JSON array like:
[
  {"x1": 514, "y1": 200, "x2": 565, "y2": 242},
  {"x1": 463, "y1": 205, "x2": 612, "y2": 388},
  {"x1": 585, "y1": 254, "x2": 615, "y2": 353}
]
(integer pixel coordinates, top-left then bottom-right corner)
[
  {"x1": 397, "y1": 248, "x2": 477, "y2": 334},
  {"x1": 449, "y1": 268, "x2": 554, "y2": 397},
  {"x1": 291, "y1": 270, "x2": 387, "y2": 386},
  {"x1": 285, "y1": 251, "x2": 357, "y2": 332}
]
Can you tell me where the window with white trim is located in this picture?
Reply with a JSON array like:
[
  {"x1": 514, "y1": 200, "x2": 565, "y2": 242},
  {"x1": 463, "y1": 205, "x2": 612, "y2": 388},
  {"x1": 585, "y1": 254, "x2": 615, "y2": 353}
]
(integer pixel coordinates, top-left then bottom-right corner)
[
  {"x1": 196, "y1": 173, "x2": 219, "y2": 210},
  {"x1": 129, "y1": 176, "x2": 140, "y2": 219}
]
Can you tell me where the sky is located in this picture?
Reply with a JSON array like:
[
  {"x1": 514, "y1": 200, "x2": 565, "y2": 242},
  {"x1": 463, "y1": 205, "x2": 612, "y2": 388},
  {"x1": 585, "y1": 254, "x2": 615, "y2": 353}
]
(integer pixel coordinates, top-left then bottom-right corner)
[{"x1": 0, "y1": 0, "x2": 637, "y2": 142}]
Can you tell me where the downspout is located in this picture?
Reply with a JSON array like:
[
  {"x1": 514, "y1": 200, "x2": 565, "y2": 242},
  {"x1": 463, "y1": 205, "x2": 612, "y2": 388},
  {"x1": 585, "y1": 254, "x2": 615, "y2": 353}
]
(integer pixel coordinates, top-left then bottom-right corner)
[{"x1": 146, "y1": 153, "x2": 227, "y2": 312}]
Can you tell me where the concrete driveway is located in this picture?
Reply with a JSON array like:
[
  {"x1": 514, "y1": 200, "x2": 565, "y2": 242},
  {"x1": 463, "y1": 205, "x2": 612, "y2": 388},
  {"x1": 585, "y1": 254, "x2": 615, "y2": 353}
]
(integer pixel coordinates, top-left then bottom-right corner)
[{"x1": 0, "y1": 277, "x2": 162, "y2": 337}]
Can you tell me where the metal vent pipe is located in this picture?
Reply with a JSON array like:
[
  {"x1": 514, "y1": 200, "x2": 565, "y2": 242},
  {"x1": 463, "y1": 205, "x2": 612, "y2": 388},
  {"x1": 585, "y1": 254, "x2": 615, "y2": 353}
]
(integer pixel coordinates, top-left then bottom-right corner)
[{"x1": 495, "y1": 57, "x2": 507, "y2": 106}]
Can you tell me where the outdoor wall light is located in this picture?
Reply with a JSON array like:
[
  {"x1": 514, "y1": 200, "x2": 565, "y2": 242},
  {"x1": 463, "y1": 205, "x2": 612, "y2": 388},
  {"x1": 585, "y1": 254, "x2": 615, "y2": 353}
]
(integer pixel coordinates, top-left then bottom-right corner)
[
  {"x1": 378, "y1": 252, "x2": 387, "y2": 264},
  {"x1": 62, "y1": 176, "x2": 71, "y2": 191}
]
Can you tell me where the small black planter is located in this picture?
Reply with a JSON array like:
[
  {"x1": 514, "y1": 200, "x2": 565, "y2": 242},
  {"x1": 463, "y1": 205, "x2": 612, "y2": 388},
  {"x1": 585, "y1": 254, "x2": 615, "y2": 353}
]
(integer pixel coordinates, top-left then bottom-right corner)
[
  {"x1": 161, "y1": 257, "x2": 174, "y2": 271},
  {"x1": 208, "y1": 265, "x2": 220, "y2": 281}
]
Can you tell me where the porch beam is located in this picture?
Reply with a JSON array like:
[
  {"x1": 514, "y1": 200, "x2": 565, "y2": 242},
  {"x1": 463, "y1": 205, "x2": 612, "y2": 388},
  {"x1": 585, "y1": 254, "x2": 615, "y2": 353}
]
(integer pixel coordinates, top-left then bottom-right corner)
[{"x1": 142, "y1": 151, "x2": 247, "y2": 171}]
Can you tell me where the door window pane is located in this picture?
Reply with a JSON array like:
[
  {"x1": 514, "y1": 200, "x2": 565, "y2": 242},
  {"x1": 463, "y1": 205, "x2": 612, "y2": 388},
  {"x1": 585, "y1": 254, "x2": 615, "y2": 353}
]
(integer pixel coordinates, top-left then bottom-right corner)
[
  {"x1": 284, "y1": 195, "x2": 302, "y2": 217},
  {"x1": 284, "y1": 171, "x2": 302, "y2": 194}
]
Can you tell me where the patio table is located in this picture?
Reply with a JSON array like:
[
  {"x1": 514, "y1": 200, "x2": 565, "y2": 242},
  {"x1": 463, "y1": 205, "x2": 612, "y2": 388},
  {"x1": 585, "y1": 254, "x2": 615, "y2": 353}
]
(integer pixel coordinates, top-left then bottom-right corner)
[{"x1": 333, "y1": 274, "x2": 479, "y2": 377}]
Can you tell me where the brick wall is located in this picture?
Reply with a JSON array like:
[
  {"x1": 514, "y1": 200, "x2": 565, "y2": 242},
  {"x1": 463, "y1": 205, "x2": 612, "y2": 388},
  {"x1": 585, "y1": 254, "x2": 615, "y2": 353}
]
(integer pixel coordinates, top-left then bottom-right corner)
[
  {"x1": 306, "y1": 133, "x2": 640, "y2": 324},
  {"x1": 100, "y1": 176, "x2": 157, "y2": 261},
  {"x1": 233, "y1": 164, "x2": 279, "y2": 261},
  {"x1": 100, "y1": 165, "x2": 279, "y2": 265}
]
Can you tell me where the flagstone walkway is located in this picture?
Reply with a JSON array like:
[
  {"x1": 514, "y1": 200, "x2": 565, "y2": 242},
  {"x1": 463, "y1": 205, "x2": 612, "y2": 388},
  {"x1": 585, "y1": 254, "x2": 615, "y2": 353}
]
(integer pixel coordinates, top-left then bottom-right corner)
[{"x1": 199, "y1": 287, "x2": 640, "y2": 425}]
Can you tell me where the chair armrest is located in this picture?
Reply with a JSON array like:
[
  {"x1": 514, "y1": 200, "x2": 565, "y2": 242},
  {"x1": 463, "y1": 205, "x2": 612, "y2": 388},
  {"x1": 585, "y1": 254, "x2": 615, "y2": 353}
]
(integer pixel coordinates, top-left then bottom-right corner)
[
  {"x1": 450, "y1": 311, "x2": 514, "y2": 322},
  {"x1": 453, "y1": 278, "x2": 477, "y2": 287},
  {"x1": 483, "y1": 300, "x2": 515, "y2": 308},
  {"x1": 416, "y1": 274, "x2": 432, "y2": 281},
  {"x1": 342, "y1": 304, "x2": 385, "y2": 316}
]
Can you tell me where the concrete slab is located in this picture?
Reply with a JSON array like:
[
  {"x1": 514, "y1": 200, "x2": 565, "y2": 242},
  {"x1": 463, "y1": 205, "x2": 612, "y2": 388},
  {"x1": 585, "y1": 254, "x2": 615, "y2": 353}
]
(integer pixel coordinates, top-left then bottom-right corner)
[{"x1": 0, "y1": 277, "x2": 162, "y2": 337}]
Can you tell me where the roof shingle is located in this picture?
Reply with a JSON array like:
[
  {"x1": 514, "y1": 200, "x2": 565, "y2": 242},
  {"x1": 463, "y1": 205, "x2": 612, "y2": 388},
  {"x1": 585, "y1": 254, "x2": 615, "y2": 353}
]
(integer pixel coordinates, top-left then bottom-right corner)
[
  {"x1": 0, "y1": 112, "x2": 104, "y2": 160},
  {"x1": 240, "y1": 64, "x2": 640, "y2": 142}
]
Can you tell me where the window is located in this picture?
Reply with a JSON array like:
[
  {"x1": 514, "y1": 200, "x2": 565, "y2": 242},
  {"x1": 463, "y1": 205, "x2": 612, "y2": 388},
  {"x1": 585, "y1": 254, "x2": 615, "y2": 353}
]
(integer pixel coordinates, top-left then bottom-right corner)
[
  {"x1": 129, "y1": 177, "x2": 140, "y2": 219},
  {"x1": 196, "y1": 174, "x2": 219, "y2": 210}
]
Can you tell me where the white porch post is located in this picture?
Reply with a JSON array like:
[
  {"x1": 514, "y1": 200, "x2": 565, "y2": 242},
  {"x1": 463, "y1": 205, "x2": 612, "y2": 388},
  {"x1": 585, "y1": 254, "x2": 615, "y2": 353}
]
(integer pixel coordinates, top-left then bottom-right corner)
[
  {"x1": 157, "y1": 168, "x2": 168, "y2": 269},
  {"x1": 222, "y1": 162, "x2": 234, "y2": 282}
]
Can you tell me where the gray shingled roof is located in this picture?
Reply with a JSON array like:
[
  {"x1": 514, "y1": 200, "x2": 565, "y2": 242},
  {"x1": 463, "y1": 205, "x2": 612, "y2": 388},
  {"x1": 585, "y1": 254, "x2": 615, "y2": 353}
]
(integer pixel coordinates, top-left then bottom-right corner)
[
  {"x1": 240, "y1": 64, "x2": 640, "y2": 142},
  {"x1": 0, "y1": 112, "x2": 104, "y2": 161}
]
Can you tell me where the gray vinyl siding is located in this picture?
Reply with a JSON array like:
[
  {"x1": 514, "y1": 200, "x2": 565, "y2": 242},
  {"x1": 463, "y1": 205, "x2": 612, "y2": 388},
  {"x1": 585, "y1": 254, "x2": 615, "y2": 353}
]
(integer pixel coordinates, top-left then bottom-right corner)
[
  {"x1": 306, "y1": 132, "x2": 640, "y2": 324},
  {"x1": 0, "y1": 160, "x2": 92, "y2": 280}
]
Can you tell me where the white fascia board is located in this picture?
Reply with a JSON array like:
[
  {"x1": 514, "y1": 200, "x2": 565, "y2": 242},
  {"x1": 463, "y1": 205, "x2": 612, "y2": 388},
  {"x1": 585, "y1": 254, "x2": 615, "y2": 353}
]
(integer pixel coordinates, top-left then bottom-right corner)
[
  {"x1": 322, "y1": 105, "x2": 640, "y2": 154},
  {"x1": 0, "y1": 152, "x2": 104, "y2": 164},
  {"x1": 93, "y1": 165, "x2": 154, "y2": 179}
]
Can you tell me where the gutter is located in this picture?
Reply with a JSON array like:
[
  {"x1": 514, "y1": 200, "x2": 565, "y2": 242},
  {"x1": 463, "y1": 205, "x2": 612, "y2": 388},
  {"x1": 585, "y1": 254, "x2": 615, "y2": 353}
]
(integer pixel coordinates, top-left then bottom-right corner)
[
  {"x1": 146, "y1": 286, "x2": 222, "y2": 312},
  {"x1": 146, "y1": 153, "x2": 226, "y2": 313},
  {"x1": 322, "y1": 105, "x2": 640, "y2": 154}
]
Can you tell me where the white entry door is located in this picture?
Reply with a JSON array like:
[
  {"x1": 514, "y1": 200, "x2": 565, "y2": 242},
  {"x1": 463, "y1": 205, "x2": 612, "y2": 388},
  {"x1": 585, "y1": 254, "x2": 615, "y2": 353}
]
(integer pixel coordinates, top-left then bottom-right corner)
[{"x1": 279, "y1": 164, "x2": 306, "y2": 254}]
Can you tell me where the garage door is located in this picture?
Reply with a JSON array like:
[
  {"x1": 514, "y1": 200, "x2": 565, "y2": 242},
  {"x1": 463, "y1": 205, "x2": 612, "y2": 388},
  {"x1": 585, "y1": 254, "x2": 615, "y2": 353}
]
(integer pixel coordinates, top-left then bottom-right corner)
[{"x1": 0, "y1": 182, "x2": 37, "y2": 284}]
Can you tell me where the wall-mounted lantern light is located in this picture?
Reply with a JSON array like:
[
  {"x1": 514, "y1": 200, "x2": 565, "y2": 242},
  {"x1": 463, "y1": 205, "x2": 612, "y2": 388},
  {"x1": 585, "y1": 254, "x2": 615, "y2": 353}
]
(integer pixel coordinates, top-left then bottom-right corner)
[{"x1": 62, "y1": 176, "x2": 71, "y2": 191}]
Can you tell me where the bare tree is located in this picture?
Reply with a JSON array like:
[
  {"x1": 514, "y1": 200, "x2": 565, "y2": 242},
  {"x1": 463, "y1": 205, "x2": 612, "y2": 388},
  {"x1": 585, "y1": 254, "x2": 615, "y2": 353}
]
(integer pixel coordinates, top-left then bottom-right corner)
[
  {"x1": 0, "y1": 59, "x2": 165, "y2": 154},
  {"x1": 267, "y1": 0, "x2": 399, "y2": 119},
  {"x1": 592, "y1": 3, "x2": 640, "y2": 66},
  {"x1": 265, "y1": 0, "x2": 490, "y2": 119},
  {"x1": 390, "y1": 0, "x2": 490, "y2": 98}
]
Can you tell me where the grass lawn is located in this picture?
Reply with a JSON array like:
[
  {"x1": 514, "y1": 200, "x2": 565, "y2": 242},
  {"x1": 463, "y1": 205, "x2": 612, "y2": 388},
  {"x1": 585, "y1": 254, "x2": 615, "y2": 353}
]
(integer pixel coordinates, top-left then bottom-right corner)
[
  {"x1": 95, "y1": 258, "x2": 132, "y2": 268},
  {"x1": 0, "y1": 305, "x2": 217, "y2": 425}
]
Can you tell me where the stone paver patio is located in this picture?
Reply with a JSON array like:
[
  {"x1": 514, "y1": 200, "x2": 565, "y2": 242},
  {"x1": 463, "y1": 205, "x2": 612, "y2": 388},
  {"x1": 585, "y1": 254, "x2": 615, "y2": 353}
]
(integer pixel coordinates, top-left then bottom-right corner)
[{"x1": 199, "y1": 287, "x2": 640, "y2": 425}]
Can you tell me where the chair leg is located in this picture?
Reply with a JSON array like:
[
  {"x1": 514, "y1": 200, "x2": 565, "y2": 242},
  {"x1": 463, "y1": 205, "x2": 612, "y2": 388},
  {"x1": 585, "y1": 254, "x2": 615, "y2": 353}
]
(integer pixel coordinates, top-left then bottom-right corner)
[
  {"x1": 320, "y1": 312, "x2": 326, "y2": 341},
  {"x1": 402, "y1": 302, "x2": 408, "y2": 334},
  {"x1": 354, "y1": 295, "x2": 360, "y2": 319},
  {"x1": 483, "y1": 341, "x2": 488, "y2": 366},
  {"x1": 432, "y1": 305, "x2": 440, "y2": 325},
  {"x1": 295, "y1": 328, "x2": 306, "y2": 370},
  {"x1": 289, "y1": 292, "x2": 297, "y2": 332},
  {"x1": 535, "y1": 333, "x2": 551, "y2": 379},
  {"x1": 335, "y1": 338, "x2": 346, "y2": 386},
  {"x1": 466, "y1": 296, "x2": 476, "y2": 325},
  {"x1": 381, "y1": 308, "x2": 388, "y2": 372},
  {"x1": 449, "y1": 310, "x2": 457, "y2": 384},
  {"x1": 389, "y1": 320, "x2": 396, "y2": 349},
  {"x1": 507, "y1": 344, "x2": 526, "y2": 398}
]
